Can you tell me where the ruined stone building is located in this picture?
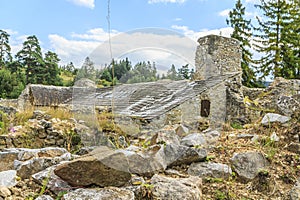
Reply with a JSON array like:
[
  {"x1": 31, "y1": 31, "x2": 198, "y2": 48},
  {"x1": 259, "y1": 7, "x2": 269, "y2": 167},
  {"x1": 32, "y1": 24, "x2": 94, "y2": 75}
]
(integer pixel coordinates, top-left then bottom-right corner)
[{"x1": 12, "y1": 34, "x2": 246, "y2": 131}]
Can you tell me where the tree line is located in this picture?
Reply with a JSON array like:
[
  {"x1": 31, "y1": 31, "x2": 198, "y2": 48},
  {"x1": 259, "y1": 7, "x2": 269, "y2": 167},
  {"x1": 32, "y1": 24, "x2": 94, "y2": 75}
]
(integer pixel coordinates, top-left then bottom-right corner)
[
  {"x1": 76, "y1": 57, "x2": 194, "y2": 86},
  {"x1": 227, "y1": 0, "x2": 299, "y2": 87}
]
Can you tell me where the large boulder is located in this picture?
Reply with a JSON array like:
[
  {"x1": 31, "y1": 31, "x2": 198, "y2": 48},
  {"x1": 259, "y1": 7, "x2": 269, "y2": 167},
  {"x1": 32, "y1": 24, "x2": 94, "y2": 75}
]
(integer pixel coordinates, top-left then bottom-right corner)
[
  {"x1": 32, "y1": 166, "x2": 72, "y2": 195},
  {"x1": 230, "y1": 151, "x2": 269, "y2": 181},
  {"x1": 150, "y1": 174, "x2": 202, "y2": 200},
  {"x1": 63, "y1": 188, "x2": 134, "y2": 200},
  {"x1": 164, "y1": 144, "x2": 207, "y2": 167},
  {"x1": 188, "y1": 162, "x2": 232, "y2": 179},
  {"x1": 118, "y1": 145, "x2": 166, "y2": 177},
  {"x1": 180, "y1": 130, "x2": 220, "y2": 148},
  {"x1": 54, "y1": 146, "x2": 131, "y2": 187}
]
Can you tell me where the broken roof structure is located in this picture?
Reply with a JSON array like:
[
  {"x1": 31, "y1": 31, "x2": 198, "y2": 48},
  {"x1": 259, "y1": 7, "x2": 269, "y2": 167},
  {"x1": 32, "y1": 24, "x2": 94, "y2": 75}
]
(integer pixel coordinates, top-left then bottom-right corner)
[{"x1": 17, "y1": 35, "x2": 244, "y2": 128}]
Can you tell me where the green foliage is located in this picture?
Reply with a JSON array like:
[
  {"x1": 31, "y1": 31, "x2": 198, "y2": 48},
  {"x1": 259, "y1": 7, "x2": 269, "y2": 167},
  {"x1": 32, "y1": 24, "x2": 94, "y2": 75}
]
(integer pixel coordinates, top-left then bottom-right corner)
[
  {"x1": 226, "y1": 0, "x2": 261, "y2": 87},
  {"x1": 214, "y1": 190, "x2": 228, "y2": 200},
  {"x1": 0, "y1": 30, "x2": 12, "y2": 68},
  {"x1": 230, "y1": 121, "x2": 243, "y2": 129},
  {"x1": 254, "y1": 0, "x2": 299, "y2": 79}
]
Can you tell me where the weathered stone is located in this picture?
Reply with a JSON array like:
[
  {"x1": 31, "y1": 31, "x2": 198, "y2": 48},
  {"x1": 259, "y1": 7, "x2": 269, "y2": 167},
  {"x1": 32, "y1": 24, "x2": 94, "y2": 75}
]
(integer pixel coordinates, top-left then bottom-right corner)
[
  {"x1": 261, "y1": 113, "x2": 291, "y2": 125},
  {"x1": 287, "y1": 143, "x2": 300, "y2": 154},
  {"x1": 63, "y1": 187, "x2": 134, "y2": 200},
  {"x1": 150, "y1": 128, "x2": 180, "y2": 145},
  {"x1": 150, "y1": 174, "x2": 202, "y2": 200},
  {"x1": 0, "y1": 105, "x2": 17, "y2": 116},
  {"x1": 0, "y1": 170, "x2": 17, "y2": 187},
  {"x1": 54, "y1": 146, "x2": 131, "y2": 187},
  {"x1": 175, "y1": 124, "x2": 189, "y2": 137},
  {"x1": 118, "y1": 145, "x2": 166, "y2": 177},
  {"x1": 270, "y1": 132, "x2": 280, "y2": 142},
  {"x1": 277, "y1": 95, "x2": 300, "y2": 116},
  {"x1": 74, "y1": 78, "x2": 96, "y2": 88},
  {"x1": 181, "y1": 133, "x2": 207, "y2": 147},
  {"x1": 188, "y1": 162, "x2": 232, "y2": 179},
  {"x1": 289, "y1": 185, "x2": 300, "y2": 200},
  {"x1": 15, "y1": 152, "x2": 72, "y2": 179},
  {"x1": 32, "y1": 166, "x2": 72, "y2": 195},
  {"x1": 230, "y1": 151, "x2": 269, "y2": 181},
  {"x1": 181, "y1": 130, "x2": 220, "y2": 148},
  {"x1": 35, "y1": 195, "x2": 54, "y2": 200},
  {"x1": 237, "y1": 134, "x2": 256, "y2": 139},
  {"x1": 0, "y1": 186, "x2": 11, "y2": 198},
  {"x1": 0, "y1": 151, "x2": 18, "y2": 171},
  {"x1": 164, "y1": 144, "x2": 207, "y2": 167}
]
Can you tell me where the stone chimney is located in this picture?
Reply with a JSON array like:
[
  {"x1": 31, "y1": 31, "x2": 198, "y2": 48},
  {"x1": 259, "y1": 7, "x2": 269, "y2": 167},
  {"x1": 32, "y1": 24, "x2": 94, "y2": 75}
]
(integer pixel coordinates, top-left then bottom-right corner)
[{"x1": 194, "y1": 35, "x2": 242, "y2": 81}]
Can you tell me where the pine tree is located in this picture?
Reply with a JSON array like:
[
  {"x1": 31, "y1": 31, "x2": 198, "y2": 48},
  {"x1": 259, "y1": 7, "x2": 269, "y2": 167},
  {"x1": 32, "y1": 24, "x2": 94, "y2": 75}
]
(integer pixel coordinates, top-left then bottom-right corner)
[
  {"x1": 44, "y1": 51, "x2": 62, "y2": 85},
  {"x1": 16, "y1": 35, "x2": 44, "y2": 84},
  {"x1": 254, "y1": 0, "x2": 295, "y2": 79},
  {"x1": 0, "y1": 30, "x2": 12, "y2": 69},
  {"x1": 226, "y1": 0, "x2": 258, "y2": 87},
  {"x1": 280, "y1": 1, "x2": 300, "y2": 79}
]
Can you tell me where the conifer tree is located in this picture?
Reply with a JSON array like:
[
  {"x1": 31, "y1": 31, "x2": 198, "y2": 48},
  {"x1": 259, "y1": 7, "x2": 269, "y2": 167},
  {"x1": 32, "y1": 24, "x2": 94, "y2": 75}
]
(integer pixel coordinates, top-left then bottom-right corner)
[
  {"x1": 227, "y1": 0, "x2": 259, "y2": 87},
  {"x1": 0, "y1": 30, "x2": 12, "y2": 69},
  {"x1": 254, "y1": 0, "x2": 295, "y2": 79}
]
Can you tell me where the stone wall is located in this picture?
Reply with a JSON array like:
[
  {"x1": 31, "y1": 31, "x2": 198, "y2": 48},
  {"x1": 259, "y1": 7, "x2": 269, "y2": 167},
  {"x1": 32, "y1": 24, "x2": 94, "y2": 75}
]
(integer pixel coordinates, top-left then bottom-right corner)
[
  {"x1": 195, "y1": 35, "x2": 242, "y2": 80},
  {"x1": 194, "y1": 35, "x2": 244, "y2": 127}
]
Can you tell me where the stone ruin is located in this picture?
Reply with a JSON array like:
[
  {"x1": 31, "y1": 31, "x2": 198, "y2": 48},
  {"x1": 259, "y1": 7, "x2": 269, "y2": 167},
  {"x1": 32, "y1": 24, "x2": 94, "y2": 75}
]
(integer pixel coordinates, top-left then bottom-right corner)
[{"x1": 0, "y1": 34, "x2": 299, "y2": 130}]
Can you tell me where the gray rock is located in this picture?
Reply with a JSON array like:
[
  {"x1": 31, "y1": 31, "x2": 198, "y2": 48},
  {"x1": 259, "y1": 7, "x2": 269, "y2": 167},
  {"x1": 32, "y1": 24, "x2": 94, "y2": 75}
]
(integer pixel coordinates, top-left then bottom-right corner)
[
  {"x1": 261, "y1": 113, "x2": 291, "y2": 125},
  {"x1": 32, "y1": 166, "x2": 72, "y2": 195},
  {"x1": 181, "y1": 133, "x2": 207, "y2": 147},
  {"x1": 237, "y1": 134, "x2": 256, "y2": 139},
  {"x1": 277, "y1": 95, "x2": 300, "y2": 116},
  {"x1": 74, "y1": 78, "x2": 96, "y2": 88},
  {"x1": 118, "y1": 145, "x2": 166, "y2": 177},
  {"x1": 150, "y1": 128, "x2": 180, "y2": 145},
  {"x1": 35, "y1": 195, "x2": 54, "y2": 200},
  {"x1": 150, "y1": 174, "x2": 202, "y2": 200},
  {"x1": 181, "y1": 130, "x2": 220, "y2": 148},
  {"x1": 15, "y1": 152, "x2": 72, "y2": 179},
  {"x1": 230, "y1": 151, "x2": 269, "y2": 181},
  {"x1": 0, "y1": 170, "x2": 17, "y2": 187},
  {"x1": 63, "y1": 188, "x2": 134, "y2": 200},
  {"x1": 175, "y1": 124, "x2": 189, "y2": 137},
  {"x1": 54, "y1": 146, "x2": 131, "y2": 187},
  {"x1": 0, "y1": 151, "x2": 18, "y2": 171},
  {"x1": 188, "y1": 162, "x2": 232, "y2": 179},
  {"x1": 164, "y1": 144, "x2": 207, "y2": 167},
  {"x1": 289, "y1": 185, "x2": 300, "y2": 200},
  {"x1": 270, "y1": 132, "x2": 280, "y2": 142}
]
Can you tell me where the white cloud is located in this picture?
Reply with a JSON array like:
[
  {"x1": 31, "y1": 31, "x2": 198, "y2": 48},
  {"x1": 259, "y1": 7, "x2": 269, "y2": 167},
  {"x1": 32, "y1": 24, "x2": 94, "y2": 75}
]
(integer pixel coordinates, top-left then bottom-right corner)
[
  {"x1": 71, "y1": 28, "x2": 119, "y2": 41},
  {"x1": 148, "y1": 0, "x2": 186, "y2": 4},
  {"x1": 218, "y1": 9, "x2": 230, "y2": 17},
  {"x1": 171, "y1": 25, "x2": 233, "y2": 41},
  {"x1": 49, "y1": 34, "x2": 100, "y2": 67},
  {"x1": 49, "y1": 27, "x2": 198, "y2": 73},
  {"x1": 67, "y1": 0, "x2": 95, "y2": 9}
]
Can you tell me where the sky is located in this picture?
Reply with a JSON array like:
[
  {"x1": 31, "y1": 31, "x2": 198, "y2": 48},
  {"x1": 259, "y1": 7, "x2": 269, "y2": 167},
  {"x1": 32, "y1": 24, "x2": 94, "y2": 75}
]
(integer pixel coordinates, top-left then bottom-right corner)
[{"x1": 0, "y1": 0, "x2": 261, "y2": 71}]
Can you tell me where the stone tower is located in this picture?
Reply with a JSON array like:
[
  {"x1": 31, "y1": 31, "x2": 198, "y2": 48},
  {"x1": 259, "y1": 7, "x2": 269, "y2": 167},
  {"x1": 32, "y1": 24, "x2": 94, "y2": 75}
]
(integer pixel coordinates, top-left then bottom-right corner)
[
  {"x1": 195, "y1": 34, "x2": 242, "y2": 81},
  {"x1": 194, "y1": 35, "x2": 244, "y2": 128}
]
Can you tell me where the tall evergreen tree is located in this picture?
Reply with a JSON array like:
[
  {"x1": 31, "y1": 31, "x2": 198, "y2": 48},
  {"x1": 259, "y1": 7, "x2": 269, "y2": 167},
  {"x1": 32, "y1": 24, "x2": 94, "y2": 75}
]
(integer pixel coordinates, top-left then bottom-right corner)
[
  {"x1": 44, "y1": 51, "x2": 62, "y2": 85},
  {"x1": 226, "y1": 0, "x2": 258, "y2": 87},
  {"x1": 280, "y1": 1, "x2": 300, "y2": 79},
  {"x1": 0, "y1": 30, "x2": 12, "y2": 69},
  {"x1": 254, "y1": 0, "x2": 294, "y2": 79},
  {"x1": 16, "y1": 35, "x2": 44, "y2": 84}
]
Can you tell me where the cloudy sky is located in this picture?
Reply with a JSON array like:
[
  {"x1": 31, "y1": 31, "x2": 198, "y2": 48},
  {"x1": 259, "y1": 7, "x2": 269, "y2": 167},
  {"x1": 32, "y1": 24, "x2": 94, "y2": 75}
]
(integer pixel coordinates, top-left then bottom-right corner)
[{"x1": 1, "y1": 0, "x2": 260, "y2": 70}]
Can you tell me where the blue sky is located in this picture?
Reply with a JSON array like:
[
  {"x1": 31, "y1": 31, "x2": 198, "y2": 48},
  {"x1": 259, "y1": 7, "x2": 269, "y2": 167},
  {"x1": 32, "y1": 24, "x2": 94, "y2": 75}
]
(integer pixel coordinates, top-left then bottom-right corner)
[{"x1": 0, "y1": 0, "x2": 259, "y2": 68}]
